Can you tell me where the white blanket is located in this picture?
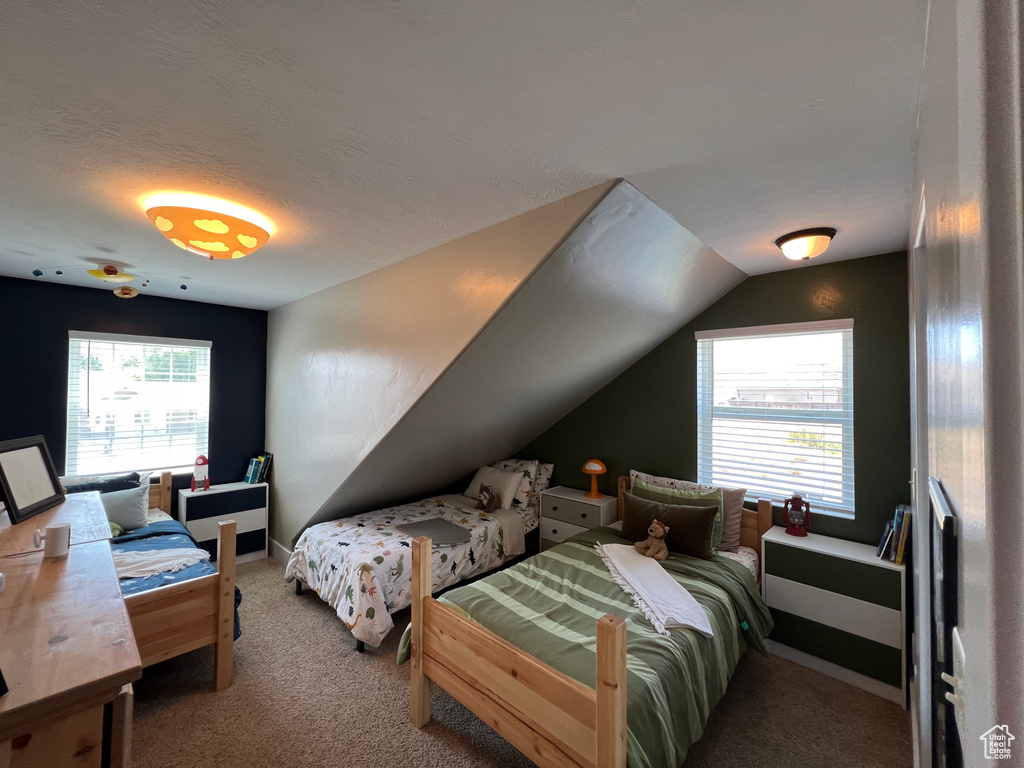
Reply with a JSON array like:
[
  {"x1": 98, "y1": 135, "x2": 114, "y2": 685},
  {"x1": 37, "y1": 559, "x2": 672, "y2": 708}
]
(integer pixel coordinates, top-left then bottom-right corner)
[
  {"x1": 491, "y1": 508, "x2": 526, "y2": 557},
  {"x1": 596, "y1": 543, "x2": 714, "y2": 637},
  {"x1": 113, "y1": 547, "x2": 210, "y2": 579}
]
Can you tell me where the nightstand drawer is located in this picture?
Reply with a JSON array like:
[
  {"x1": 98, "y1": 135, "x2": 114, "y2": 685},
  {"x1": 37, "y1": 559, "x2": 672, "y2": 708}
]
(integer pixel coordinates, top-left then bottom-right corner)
[
  {"x1": 542, "y1": 495, "x2": 605, "y2": 526},
  {"x1": 541, "y1": 516, "x2": 587, "y2": 544}
]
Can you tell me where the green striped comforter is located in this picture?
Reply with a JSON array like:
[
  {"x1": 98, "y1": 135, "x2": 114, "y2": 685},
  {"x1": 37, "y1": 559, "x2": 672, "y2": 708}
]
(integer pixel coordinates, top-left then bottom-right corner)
[{"x1": 399, "y1": 526, "x2": 773, "y2": 768}]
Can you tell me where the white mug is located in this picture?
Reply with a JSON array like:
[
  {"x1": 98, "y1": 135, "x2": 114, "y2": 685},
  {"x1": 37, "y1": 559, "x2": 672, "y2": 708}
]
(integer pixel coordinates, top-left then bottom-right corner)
[{"x1": 34, "y1": 523, "x2": 71, "y2": 559}]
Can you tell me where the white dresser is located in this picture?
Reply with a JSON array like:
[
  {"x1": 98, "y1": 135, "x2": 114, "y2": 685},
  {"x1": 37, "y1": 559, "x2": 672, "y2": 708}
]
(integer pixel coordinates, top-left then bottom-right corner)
[
  {"x1": 761, "y1": 525, "x2": 906, "y2": 705},
  {"x1": 178, "y1": 482, "x2": 268, "y2": 564},
  {"x1": 539, "y1": 486, "x2": 618, "y2": 551}
]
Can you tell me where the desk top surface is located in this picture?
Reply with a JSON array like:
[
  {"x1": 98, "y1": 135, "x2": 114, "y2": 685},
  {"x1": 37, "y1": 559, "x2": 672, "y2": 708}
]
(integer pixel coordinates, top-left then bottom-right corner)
[
  {"x1": 0, "y1": 492, "x2": 111, "y2": 557},
  {"x1": 0, "y1": 539, "x2": 141, "y2": 738}
]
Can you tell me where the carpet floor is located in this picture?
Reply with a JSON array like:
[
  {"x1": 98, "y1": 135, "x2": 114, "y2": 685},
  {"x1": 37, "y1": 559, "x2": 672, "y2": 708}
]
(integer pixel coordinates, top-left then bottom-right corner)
[{"x1": 132, "y1": 558, "x2": 912, "y2": 768}]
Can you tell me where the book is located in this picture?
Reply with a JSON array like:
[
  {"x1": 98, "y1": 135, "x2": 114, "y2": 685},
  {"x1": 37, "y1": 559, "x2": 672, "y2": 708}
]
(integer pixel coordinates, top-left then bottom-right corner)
[
  {"x1": 889, "y1": 506, "x2": 905, "y2": 562},
  {"x1": 877, "y1": 520, "x2": 894, "y2": 558},
  {"x1": 244, "y1": 458, "x2": 261, "y2": 484},
  {"x1": 257, "y1": 452, "x2": 273, "y2": 483},
  {"x1": 895, "y1": 508, "x2": 911, "y2": 565}
]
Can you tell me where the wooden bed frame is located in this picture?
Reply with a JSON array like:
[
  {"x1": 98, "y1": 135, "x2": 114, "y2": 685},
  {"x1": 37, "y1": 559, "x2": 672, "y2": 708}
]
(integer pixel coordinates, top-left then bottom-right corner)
[
  {"x1": 410, "y1": 476, "x2": 773, "y2": 768},
  {"x1": 120, "y1": 472, "x2": 237, "y2": 690}
]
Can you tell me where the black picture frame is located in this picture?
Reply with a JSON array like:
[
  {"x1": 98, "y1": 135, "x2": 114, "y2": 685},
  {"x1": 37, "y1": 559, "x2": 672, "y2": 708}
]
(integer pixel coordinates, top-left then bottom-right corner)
[{"x1": 0, "y1": 435, "x2": 65, "y2": 525}]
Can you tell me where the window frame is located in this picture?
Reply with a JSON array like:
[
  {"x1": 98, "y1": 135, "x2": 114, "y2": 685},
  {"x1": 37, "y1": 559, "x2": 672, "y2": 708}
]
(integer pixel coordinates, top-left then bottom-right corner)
[
  {"x1": 65, "y1": 331, "x2": 213, "y2": 477},
  {"x1": 696, "y1": 318, "x2": 855, "y2": 518}
]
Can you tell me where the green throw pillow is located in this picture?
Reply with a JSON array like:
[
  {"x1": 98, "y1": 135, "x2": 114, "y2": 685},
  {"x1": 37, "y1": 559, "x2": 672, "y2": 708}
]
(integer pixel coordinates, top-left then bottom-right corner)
[
  {"x1": 632, "y1": 478, "x2": 725, "y2": 552},
  {"x1": 620, "y1": 491, "x2": 718, "y2": 560}
]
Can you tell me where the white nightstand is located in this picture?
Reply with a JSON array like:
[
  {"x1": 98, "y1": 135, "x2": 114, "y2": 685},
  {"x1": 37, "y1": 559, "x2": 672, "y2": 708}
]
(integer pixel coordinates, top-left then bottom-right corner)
[
  {"x1": 539, "y1": 486, "x2": 618, "y2": 551},
  {"x1": 178, "y1": 482, "x2": 268, "y2": 564}
]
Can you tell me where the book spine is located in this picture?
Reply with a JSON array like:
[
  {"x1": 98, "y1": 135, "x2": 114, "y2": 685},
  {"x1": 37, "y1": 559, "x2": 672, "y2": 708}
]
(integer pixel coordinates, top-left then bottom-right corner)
[
  {"x1": 877, "y1": 520, "x2": 894, "y2": 557},
  {"x1": 244, "y1": 459, "x2": 259, "y2": 484},
  {"x1": 889, "y1": 508, "x2": 904, "y2": 562},
  {"x1": 258, "y1": 452, "x2": 273, "y2": 484},
  {"x1": 895, "y1": 509, "x2": 911, "y2": 565}
]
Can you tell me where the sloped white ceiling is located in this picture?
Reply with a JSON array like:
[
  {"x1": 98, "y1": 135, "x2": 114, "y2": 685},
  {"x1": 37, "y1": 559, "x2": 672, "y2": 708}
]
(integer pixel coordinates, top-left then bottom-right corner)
[
  {"x1": 266, "y1": 183, "x2": 615, "y2": 545},
  {"x1": 0, "y1": 0, "x2": 925, "y2": 308},
  {"x1": 302, "y1": 182, "x2": 744, "y2": 536}
]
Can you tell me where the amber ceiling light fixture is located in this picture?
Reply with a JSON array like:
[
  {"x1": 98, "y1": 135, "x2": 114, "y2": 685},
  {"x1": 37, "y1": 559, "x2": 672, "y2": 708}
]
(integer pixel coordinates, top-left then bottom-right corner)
[
  {"x1": 775, "y1": 227, "x2": 837, "y2": 261},
  {"x1": 140, "y1": 192, "x2": 276, "y2": 260}
]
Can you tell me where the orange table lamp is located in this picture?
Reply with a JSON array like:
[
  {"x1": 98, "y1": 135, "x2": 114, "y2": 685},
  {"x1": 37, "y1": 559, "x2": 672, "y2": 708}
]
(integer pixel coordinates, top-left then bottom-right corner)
[{"x1": 582, "y1": 459, "x2": 607, "y2": 499}]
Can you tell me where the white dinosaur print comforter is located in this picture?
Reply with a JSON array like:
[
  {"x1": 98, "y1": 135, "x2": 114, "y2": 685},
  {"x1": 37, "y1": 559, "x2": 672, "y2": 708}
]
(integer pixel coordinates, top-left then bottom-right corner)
[{"x1": 285, "y1": 494, "x2": 537, "y2": 647}]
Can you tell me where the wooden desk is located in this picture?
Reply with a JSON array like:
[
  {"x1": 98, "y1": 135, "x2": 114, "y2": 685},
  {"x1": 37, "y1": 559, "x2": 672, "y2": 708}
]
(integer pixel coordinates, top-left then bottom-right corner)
[
  {"x1": 0, "y1": 493, "x2": 110, "y2": 557},
  {"x1": 0, "y1": 498, "x2": 141, "y2": 767}
]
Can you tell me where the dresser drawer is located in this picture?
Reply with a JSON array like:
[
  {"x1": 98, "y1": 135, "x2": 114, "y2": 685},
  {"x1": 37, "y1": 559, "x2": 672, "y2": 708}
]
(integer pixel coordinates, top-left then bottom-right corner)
[
  {"x1": 541, "y1": 516, "x2": 587, "y2": 544},
  {"x1": 542, "y1": 495, "x2": 605, "y2": 527}
]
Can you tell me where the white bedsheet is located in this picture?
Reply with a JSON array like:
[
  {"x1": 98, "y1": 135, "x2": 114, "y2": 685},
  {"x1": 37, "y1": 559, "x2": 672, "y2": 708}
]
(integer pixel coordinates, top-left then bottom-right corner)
[
  {"x1": 113, "y1": 547, "x2": 210, "y2": 579},
  {"x1": 285, "y1": 494, "x2": 537, "y2": 647},
  {"x1": 717, "y1": 546, "x2": 759, "y2": 580}
]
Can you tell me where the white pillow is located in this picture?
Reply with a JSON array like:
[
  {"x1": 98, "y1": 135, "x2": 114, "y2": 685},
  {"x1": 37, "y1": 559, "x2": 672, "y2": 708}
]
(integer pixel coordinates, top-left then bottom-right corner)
[
  {"x1": 464, "y1": 466, "x2": 522, "y2": 510},
  {"x1": 490, "y1": 459, "x2": 539, "y2": 510},
  {"x1": 101, "y1": 485, "x2": 149, "y2": 531}
]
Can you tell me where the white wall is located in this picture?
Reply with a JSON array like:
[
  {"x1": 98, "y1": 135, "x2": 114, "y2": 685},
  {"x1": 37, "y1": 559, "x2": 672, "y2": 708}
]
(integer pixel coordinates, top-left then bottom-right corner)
[
  {"x1": 308, "y1": 181, "x2": 745, "y2": 527},
  {"x1": 911, "y1": 0, "x2": 1024, "y2": 760},
  {"x1": 265, "y1": 182, "x2": 614, "y2": 545}
]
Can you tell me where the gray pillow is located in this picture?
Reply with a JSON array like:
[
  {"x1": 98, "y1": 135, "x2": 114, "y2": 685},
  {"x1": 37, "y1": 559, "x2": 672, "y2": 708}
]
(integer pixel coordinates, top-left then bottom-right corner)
[{"x1": 101, "y1": 485, "x2": 149, "y2": 531}]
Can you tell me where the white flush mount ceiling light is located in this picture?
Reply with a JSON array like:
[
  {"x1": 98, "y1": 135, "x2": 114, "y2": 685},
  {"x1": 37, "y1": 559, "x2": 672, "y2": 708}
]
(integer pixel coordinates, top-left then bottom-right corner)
[
  {"x1": 139, "y1": 192, "x2": 276, "y2": 260},
  {"x1": 775, "y1": 227, "x2": 837, "y2": 261}
]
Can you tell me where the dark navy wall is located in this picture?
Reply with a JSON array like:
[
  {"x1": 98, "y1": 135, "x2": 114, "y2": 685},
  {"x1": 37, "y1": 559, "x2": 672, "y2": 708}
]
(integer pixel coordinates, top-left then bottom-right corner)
[{"x1": 0, "y1": 276, "x2": 267, "y2": 498}]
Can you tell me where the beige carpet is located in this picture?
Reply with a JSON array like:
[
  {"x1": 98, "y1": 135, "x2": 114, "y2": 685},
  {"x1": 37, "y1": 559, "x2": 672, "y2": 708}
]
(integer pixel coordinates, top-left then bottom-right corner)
[{"x1": 132, "y1": 558, "x2": 912, "y2": 768}]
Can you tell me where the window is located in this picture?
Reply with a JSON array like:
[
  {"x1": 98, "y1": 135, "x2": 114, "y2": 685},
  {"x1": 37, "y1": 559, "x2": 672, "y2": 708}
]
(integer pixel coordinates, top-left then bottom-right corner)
[
  {"x1": 66, "y1": 331, "x2": 212, "y2": 476},
  {"x1": 696, "y1": 319, "x2": 854, "y2": 517}
]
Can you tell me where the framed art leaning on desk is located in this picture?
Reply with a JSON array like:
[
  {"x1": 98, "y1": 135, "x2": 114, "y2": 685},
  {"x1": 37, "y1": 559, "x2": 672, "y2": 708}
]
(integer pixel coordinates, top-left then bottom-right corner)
[{"x1": 0, "y1": 435, "x2": 65, "y2": 524}]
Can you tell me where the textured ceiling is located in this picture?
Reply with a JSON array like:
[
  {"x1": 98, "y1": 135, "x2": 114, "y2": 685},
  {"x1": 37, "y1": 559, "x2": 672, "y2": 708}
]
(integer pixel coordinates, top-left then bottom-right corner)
[{"x1": 0, "y1": 0, "x2": 926, "y2": 309}]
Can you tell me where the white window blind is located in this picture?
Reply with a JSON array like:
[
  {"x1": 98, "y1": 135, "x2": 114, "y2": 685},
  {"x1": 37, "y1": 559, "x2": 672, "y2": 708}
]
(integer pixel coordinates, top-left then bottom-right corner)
[
  {"x1": 66, "y1": 331, "x2": 212, "y2": 476},
  {"x1": 696, "y1": 319, "x2": 855, "y2": 517}
]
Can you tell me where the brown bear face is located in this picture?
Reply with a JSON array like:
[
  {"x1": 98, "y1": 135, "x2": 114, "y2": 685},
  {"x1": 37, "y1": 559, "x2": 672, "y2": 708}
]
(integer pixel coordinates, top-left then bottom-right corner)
[{"x1": 647, "y1": 519, "x2": 670, "y2": 540}]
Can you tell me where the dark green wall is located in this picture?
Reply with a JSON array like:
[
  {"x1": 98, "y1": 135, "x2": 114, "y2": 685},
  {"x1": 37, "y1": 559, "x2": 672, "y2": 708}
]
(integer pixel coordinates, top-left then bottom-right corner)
[{"x1": 519, "y1": 252, "x2": 910, "y2": 544}]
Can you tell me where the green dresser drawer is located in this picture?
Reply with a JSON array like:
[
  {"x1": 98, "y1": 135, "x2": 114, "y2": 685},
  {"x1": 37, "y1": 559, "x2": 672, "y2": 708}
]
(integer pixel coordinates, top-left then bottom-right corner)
[
  {"x1": 764, "y1": 540, "x2": 902, "y2": 610},
  {"x1": 769, "y1": 609, "x2": 903, "y2": 686}
]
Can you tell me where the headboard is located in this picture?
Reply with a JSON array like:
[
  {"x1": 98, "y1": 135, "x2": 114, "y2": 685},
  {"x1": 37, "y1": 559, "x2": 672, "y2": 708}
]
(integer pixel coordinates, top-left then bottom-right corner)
[
  {"x1": 616, "y1": 476, "x2": 774, "y2": 552},
  {"x1": 148, "y1": 472, "x2": 173, "y2": 515}
]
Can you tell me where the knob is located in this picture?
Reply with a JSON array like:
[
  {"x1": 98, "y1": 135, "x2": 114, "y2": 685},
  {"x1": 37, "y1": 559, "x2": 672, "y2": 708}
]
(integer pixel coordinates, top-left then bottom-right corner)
[
  {"x1": 581, "y1": 513, "x2": 587, "y2": 518},
  {"x1": 552, "y1": 529, "x2": 557, "y2": 535},
  {"x1": 552, "y1": 505, "x2": 558, "y2": 511}
]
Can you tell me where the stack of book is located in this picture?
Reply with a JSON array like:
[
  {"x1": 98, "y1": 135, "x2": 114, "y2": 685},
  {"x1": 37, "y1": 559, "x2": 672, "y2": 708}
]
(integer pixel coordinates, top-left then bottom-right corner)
[
  {"x1": 244, "y1": 452, "x2": 273, "y2": 484},
  {"x1": 876, "y1": 503, "x2": 911, "y2": 564}
]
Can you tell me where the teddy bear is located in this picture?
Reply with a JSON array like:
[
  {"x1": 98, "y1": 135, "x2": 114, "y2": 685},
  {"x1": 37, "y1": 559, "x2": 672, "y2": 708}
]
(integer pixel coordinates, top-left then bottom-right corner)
[
  {"x1": 634, "y1": 519, "x2": 670, "y2": 561},
  {"x1": 475, "y1": 484, "x2": 501, "y2": 515}
]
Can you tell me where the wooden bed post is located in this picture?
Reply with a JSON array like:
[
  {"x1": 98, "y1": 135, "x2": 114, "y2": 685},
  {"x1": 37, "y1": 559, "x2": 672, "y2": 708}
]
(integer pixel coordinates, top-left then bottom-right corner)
[
  {"x1": 756, "y1": 498, "x2": 773, "y2": 535},
  {"x1": 160, "y1": 472, "x2": 172, "y2": 512},
  {"x1": 214, "y1": 520, "x2": 237, "y2": 692},
  {"x1": 411, "y1": 536, "x2": 432, "y2": 728},
  {"x1": 595, "y1": 614, "x2": 627, "y2": 768}
]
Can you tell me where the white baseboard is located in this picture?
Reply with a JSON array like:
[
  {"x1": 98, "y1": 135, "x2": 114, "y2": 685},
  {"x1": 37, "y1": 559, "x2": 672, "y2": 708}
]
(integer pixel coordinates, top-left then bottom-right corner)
[
  {"x1": 269, "y1": 537, "x2": 291, "y2": 566},
  {"x1": 236, "y1": 550, "x2": 268, "y2": 565},
  {"x1": 766, "y1": 639, "x2": 906, "y2": 707}
]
